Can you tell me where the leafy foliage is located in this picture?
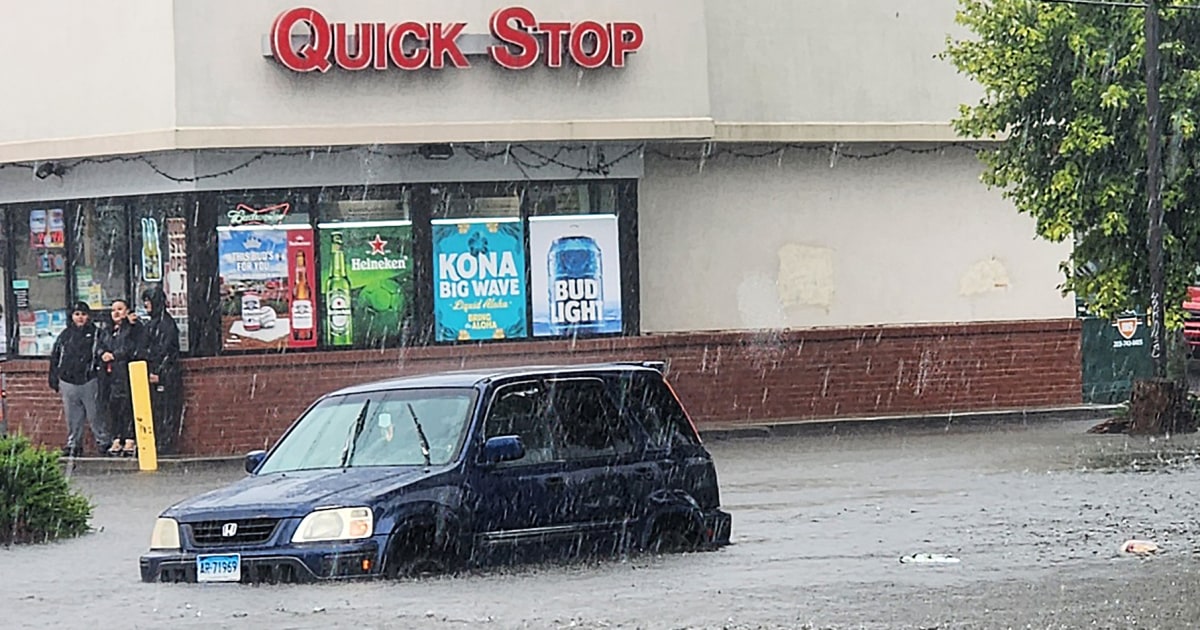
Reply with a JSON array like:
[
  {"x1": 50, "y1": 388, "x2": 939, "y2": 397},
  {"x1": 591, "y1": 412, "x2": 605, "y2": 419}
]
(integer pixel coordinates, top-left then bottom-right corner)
[
  {"x1": 0, "y1": 435, "x2": 92, "y2": 545},
  {"x1": 944, "y1": 0, "x2": 1200, "y2": 325}
]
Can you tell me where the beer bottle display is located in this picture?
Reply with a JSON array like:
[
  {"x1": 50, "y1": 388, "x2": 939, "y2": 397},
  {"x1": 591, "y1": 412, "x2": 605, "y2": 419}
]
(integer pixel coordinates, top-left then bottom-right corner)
[
  {"x1": 325, "y1": 233, "x2": 353, "y2": 345},
  {"x1": 548, "y1": 235, "x2": 604, "y2": 334},
  {"x1": 291, "y1": 250, "x2": 314, "y2": 341},
  {"x1": 141, "y1": 217, "x2": 163, "y2": 282}
]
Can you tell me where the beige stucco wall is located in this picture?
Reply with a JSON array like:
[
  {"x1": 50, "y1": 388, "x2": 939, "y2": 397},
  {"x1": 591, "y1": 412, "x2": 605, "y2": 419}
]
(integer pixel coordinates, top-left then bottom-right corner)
[
  {"x1": 638, "y1": 146, "x2": 1073, "y2": 331},
  {"x1": 704, "y1": 0, "x2": 978, "y2": 127},
  {"x1": 0, "y1": 0, "x2": 177, "y2": 157}
]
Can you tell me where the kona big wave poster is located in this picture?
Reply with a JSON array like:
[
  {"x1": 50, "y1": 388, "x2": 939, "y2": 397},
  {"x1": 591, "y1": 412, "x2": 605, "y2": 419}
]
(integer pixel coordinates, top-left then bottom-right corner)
[
  {"x1": 433, "y1": 218, "x2": 527, "y2": 342},
  {"x1": 528, "y1": 215, "x2": 622, "y2": 337}
]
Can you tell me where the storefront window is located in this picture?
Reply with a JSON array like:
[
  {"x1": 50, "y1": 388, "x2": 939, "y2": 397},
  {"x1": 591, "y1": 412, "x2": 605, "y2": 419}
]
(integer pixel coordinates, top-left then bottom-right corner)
[
  {"x1": 432, "y1": 184, "x2": 522, "y2": 220},
  {"x1": 432, "y1": 185, "x2": 527, "y2": 342},
  {"x1": 13, "y1": 206, "x2": 68, "y2": 355},
  {"x1": 0, "y1": 214, "x2": 8, "y2": 356},
  {"x1": 131, "y1": 196, "x2": 191, "y2": 351},
  {"x1": 526, "y1": 182, "x2": 623, "y2": 337},
  {"x1": 73, "y1": 201, "x2": 128, "y2": 314},
  {"x1": 216, "y1": 192, "x2": 315, "y2": 353},
  {"x1": 527, "y1": 183, "x2": 592, "y2": 216},
  {"x1": 314, "y1": 188, "x2": 414, "y2": 350}
]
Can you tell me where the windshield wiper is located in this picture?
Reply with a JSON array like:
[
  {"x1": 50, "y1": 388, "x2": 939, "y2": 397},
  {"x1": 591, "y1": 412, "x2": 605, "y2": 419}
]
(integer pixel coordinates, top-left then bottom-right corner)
[
  {"x1": 407, "y1": 403, "x2": 432, "y2": 468},
  {"x1": 339, "y1": 399, "x2": 372, "y2": 468}
]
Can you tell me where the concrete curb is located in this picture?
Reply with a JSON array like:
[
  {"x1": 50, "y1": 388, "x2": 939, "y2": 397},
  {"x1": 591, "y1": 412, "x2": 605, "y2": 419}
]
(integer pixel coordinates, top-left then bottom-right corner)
[
  {"x1": 58, "y1": 405, "x2": 1122, "y2": 475},
  {"x1": 60, "y1": 455, "x2": 245, "y2": 476},
  {"x1": 697, "y1": 405, "x2": 1122, "y2": 441}
]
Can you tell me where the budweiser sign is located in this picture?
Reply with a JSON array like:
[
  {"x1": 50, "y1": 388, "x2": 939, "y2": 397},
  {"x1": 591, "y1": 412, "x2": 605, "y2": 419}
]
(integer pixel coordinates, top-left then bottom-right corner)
[{"x1": 269, "y1": 6, "x2": 645, "y2": 73}]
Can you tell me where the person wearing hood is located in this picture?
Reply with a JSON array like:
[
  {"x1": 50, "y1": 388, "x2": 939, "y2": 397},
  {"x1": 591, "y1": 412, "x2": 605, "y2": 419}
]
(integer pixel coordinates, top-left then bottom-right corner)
[
  {"x1": 141, "y1": 286, "x2": 183, "y2": 456},
  {"x1": 49, "y1": 301, "x2": 108, "y2": 457},
  {"x1": 97, "y1": 298, "x2": 145, "y2": 457}
]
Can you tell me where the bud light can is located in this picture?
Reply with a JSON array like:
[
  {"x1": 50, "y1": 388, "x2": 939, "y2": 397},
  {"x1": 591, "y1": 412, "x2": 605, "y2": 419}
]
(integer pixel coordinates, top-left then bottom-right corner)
[{"x1": 548, "y1": 236, "x2": 604, "y2": 335}]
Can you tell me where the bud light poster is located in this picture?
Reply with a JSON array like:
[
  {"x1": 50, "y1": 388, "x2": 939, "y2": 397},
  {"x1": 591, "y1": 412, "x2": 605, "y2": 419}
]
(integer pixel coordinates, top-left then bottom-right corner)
[
  {"x1": 217, "y1": 225, "x2": 314, "y2": 352},
  {"x1": 316, "y1": 222, "x2": 413, "y2": 349},
  {"x1": 433, "y1": 218, "x2": 527, "y2": 342},
  {"x1": 528, "y1": 214, "x2": 622, "y2": 337}
]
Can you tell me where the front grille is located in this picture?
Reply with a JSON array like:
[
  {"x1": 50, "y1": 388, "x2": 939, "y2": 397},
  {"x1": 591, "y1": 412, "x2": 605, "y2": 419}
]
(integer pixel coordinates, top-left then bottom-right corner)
[{"x1": 189, "y1": 518, "x2": 280, "y2": 546}]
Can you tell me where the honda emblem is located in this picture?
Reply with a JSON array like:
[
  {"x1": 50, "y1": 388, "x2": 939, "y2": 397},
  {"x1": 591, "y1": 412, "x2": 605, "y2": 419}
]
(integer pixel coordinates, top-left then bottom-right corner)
[{"x1": 221, "y1": 522, "x2": 238, "y2": 538}]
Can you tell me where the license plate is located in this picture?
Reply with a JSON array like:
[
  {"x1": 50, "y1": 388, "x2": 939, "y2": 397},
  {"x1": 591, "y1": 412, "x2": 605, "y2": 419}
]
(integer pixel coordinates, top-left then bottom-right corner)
[{"x1": 196, "y1": 553, "x2": 241, "y2": 583}]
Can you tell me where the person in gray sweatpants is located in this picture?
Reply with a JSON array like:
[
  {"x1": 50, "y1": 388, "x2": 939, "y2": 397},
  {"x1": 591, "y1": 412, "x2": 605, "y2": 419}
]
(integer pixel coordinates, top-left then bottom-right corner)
[{"x1": 49, "y1": 301, "x2": 109, "y2": 457}]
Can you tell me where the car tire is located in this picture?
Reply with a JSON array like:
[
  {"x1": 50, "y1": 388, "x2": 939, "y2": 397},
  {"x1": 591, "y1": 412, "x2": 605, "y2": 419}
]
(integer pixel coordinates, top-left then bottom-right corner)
[
  {"x1": 646, "y1": 515, "x2": 703, "y2": 554},
  {"x1": 384, "y1": 525, "x2": 453, "y2": 579}
]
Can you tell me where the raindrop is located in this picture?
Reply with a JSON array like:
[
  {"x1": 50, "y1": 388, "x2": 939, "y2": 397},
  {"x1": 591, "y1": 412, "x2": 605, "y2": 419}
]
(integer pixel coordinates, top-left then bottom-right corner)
[{"x1": 697, "y1": 142, "x2": 712, "y2": 175}]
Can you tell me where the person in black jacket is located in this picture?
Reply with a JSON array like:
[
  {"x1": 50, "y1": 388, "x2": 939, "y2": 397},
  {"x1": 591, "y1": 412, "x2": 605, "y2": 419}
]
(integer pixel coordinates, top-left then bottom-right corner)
[
  {"x1": 49, "y1": 301, "x2": 109, "y2": 457},
  {"x1": 141, "y1": 287, "x2": 183, "y2": 456},
  {"x1": 97, "y1": 299, "x2": 145, "y2": 457}
]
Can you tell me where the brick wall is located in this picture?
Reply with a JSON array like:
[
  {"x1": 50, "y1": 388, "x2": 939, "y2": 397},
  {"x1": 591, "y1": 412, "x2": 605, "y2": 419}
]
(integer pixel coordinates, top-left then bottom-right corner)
[{"x1": 2, "y1": 319, "x2": 1082, "y2": 455}]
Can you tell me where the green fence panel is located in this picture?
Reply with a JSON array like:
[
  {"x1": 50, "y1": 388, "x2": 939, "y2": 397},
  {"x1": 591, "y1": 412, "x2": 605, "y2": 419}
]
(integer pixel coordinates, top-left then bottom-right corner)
[{"x1": 1081, "y1": 315, "x2": 1153, "y2": 404}]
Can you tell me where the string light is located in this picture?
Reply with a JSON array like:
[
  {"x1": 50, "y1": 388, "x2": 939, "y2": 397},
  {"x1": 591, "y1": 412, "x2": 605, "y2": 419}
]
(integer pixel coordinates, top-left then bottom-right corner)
[
  {"x1": 646, "y1": 142, "x2": 989, "y2": 162},
  {"x1": 0, "y1": 141, "x2": 992, "y2": 184}
]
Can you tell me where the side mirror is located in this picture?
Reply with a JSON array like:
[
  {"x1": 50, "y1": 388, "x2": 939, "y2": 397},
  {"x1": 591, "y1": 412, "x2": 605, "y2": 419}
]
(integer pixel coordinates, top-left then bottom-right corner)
[
  {"x1": 482, "y1": 436, "x2": 525, "y2": 465},
  {"x1": 244, "y1": 450, "x2": 267, "y2": 474}
]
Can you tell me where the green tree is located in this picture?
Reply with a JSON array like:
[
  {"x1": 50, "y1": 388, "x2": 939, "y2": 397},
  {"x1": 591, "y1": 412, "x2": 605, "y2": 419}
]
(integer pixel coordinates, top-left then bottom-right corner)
[{"x1": 943, "y1": 0, "x2": 1200, "y2": 326}]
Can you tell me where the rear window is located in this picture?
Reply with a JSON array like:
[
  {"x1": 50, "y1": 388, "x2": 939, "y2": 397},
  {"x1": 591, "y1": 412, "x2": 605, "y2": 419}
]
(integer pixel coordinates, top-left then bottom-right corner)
[{"x1": 618, "y1": 372, "x2": 699, "y2": 449}]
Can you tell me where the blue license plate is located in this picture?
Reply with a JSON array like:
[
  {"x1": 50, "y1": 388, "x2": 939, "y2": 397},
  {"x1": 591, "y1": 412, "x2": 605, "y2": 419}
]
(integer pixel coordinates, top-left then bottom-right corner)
[{"x1": 196, "y1": 553, "x2": 241, "y2": 583}]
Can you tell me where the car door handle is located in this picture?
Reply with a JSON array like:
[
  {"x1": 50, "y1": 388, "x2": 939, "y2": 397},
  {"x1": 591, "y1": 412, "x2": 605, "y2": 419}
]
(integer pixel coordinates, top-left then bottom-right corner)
[
  {"x1": 544, "y1": 476, "x2": 566, "y2": 487},
  {"x1": 633, "y1": 465, "x2": 657, "y2": 479}
]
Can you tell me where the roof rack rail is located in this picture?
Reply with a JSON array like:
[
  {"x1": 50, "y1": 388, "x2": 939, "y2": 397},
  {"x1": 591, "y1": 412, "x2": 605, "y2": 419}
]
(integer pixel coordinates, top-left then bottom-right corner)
[{"x1": 615, "y1": 360, "x2": 666, "y2": 373}]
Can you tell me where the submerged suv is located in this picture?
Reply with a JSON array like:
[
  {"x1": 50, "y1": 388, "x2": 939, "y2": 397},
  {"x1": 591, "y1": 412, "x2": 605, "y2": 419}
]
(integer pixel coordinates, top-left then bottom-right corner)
[{"x1": 140, "y1": 362, "x2": 732, "y2": 583}]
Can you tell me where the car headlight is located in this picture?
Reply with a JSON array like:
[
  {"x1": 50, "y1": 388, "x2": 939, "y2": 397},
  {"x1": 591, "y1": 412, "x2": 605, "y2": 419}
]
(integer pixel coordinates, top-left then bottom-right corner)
[
  {"x1": 291, "y1": 507, "x2": 374, "y2": 543},
  {"x1": 150, "y1": 517, "x2": 181, "y2": 550}
]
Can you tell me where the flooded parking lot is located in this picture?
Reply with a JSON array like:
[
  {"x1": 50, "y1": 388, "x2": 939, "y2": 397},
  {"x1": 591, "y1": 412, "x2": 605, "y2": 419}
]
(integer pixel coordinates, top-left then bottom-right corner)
[{"x1": 6, "y1": 417, "x2": 1200, "y2": 629}]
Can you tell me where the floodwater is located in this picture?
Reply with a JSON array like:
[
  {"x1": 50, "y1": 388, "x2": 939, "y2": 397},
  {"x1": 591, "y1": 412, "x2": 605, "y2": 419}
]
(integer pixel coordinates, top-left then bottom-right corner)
[{"x1": 6, "y1": 418, "x2": 1200, "y2": 629}]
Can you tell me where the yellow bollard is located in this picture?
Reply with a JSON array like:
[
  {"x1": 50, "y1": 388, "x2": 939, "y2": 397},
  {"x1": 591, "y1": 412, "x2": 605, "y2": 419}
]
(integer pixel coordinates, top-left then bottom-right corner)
[{"x1": 128, "y1": 360, "x2": 158, "y2": 472}]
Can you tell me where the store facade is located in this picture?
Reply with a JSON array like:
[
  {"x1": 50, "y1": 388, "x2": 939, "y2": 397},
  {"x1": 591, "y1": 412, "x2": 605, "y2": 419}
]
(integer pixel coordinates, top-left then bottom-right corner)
[{"x1": 0, "y1": 0, "x2": 1081, "y2": 454}]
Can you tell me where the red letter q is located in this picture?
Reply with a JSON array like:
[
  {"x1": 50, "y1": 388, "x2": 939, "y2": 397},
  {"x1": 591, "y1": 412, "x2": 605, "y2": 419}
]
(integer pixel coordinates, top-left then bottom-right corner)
[{"x1": 271, "y1": 7, "x2": 333, "y2": 73}]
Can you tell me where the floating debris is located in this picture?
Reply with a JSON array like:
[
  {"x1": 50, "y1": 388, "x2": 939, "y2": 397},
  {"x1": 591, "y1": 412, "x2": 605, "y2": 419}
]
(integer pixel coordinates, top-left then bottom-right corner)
[
  {"x1": 899, "y1": 553, "x2": 961, "y2": 565},
  {"x1": 1120, "y1": 540, "x2": 1159, "y2": 555}
]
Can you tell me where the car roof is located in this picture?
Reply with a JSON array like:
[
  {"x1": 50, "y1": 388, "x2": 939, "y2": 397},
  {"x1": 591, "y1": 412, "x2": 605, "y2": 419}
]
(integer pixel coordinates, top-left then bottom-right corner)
[{"x1": 327, "y1": 362, "x2": 664, "y2": 397}]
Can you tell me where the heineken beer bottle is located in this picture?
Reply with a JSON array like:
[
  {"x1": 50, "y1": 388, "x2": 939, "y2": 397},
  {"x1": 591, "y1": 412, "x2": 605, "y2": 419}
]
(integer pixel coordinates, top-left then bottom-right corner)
[
  {"x1": 325, "y1": 233, "x2": 353, "y2": 346},
  {"x1": 548, "y1": 235, "x2": 603, "y2": 335}
]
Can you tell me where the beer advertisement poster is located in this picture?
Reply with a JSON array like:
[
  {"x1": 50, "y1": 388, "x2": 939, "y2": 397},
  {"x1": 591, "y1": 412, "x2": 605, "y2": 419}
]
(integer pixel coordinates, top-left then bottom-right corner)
[
  {"x1": 286, "y1": 230, "x2": 317, "y2": 348},
  {"x1": 528, "y1": 214, "x2": 622, "y2": 337},
  {"x1": 316, "y1": 222, "x2": 413, "y2": 349},
  {"x1": 217, "y1": 225, "x2": 313, "y2": 352},
  {"x1": 432, "y1": 218, "x2": 527, "y2": 342}
]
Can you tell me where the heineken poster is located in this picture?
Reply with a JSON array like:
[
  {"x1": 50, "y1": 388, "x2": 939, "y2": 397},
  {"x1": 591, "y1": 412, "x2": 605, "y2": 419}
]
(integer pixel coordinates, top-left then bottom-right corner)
[
  {"x1": 217, "y1": 225, "x2": 315, "y2": 352},
  {"x1": 317, "y1": 221, "x2": 413, "y2": 348},
  {"x1": 432, "y1": 218, "x2": 527, "y2": 342},
  {"x1": 528, "y1": 215, "x2": 622, "y2": 337}
]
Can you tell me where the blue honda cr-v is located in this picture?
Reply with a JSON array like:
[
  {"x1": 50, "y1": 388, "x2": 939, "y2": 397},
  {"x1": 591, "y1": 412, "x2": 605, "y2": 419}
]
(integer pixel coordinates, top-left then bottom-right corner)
[{"x1": 139, "y1": 362, "x2": 732, "y2": 583}]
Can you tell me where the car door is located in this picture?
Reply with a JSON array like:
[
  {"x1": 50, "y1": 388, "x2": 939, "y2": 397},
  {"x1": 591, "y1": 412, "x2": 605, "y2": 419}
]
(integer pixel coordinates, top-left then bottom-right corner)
[
  {"x1": 620, "y1": 371, "x2": 719, "y2": 511},
  {"x1": 467, "y1": 379, "x2": 575, "y2": 565},
  {"x1": 543, "y1": 375, "x2": 645, "y2": 557}
]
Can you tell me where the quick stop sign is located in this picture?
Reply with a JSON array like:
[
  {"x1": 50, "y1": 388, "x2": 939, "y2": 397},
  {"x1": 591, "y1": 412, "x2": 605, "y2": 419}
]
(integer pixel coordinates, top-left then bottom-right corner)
[{"x1": 270, "y1": 6, "x2": 645, "y2": 73}]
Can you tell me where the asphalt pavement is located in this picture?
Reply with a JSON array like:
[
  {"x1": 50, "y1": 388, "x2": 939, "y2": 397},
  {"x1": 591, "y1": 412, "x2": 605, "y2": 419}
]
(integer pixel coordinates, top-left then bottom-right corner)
[{"x1": 6, "y1": 415, "x2": 1200, "y2": 629}]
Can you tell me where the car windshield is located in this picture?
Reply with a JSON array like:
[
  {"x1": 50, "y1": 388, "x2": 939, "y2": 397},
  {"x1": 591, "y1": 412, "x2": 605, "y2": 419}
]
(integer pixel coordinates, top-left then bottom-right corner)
[{"x1": 257, "y1": 388, "x2": 477, "y2": 473}]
